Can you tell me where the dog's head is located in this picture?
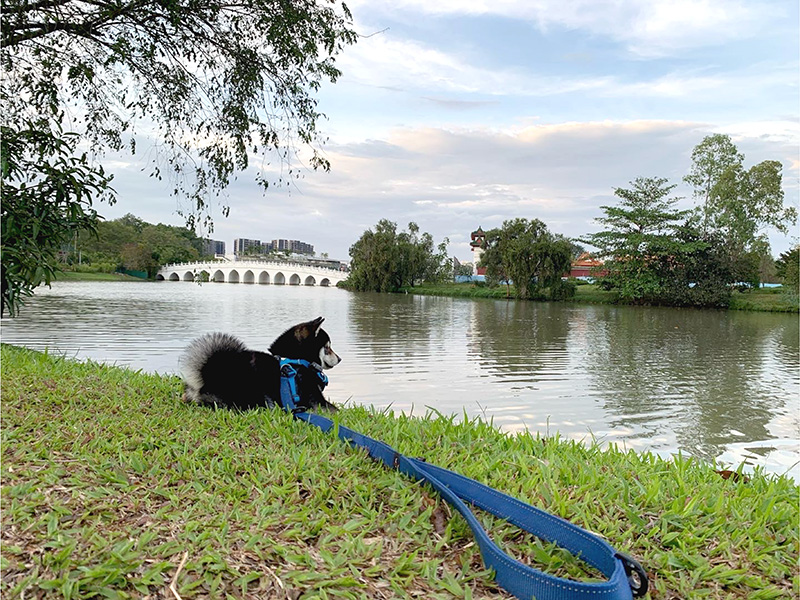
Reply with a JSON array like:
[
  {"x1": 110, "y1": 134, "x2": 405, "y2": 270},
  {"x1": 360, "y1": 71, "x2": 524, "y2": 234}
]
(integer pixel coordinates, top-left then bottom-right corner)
[{"x1": 269, "y1": 316, "x2": 341, "y2": 369}]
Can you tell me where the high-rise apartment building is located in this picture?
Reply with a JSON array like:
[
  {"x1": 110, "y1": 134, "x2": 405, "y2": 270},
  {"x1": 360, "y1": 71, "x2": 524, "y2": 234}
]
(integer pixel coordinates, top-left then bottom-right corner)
[{"x1": 203, "y1": 239, "x2": 226, "y2": 256}]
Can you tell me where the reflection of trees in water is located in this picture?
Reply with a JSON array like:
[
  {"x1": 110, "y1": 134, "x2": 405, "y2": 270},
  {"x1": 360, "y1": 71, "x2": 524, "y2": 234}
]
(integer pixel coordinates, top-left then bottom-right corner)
[
  {"x1": 466, "y1": 299, "x2": 570, "y2": 387},
  {"x1": 584, "y1": 306, "x2": 799, "y2": 460},
  {"x1": 347, "y1": 292, "x2": 455, "y2": 369}
]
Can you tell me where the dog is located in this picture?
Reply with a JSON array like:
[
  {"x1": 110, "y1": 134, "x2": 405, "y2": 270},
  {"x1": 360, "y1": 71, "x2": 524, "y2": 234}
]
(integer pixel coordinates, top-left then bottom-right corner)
[{"x1": 180, "y1": 317, "x2": 340, "y2": 411}]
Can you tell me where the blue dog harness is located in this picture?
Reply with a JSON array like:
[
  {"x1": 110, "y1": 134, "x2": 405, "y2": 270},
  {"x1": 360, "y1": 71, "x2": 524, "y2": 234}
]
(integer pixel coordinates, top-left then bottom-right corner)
[
  {"x1": 278, "y1": 358, "x2": 328, "y2": 412},
  {"x1": 278, "y1": 360, "x2": 648, "y2": 600}
]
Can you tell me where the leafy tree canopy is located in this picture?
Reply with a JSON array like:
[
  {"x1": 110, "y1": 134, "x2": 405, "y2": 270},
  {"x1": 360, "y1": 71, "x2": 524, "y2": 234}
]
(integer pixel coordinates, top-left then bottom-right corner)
[
  {"x1": 775, "y1": 246, "x2": 799, "y2": 299},
  {"x1": 2, "y1": 0, "x2": 357, "y2": 220},
  {"x1": 580, "y1": 177, "x2": 733, "y2": 306},
  {"x1": 346, "y1": 220, "x2": 450, "y2": 292},
  {"x1": 1, "y1": 0, "x2": 357, "y2": 314},
  {"x1": 72, "y1": 213, "x2": 204, "y2": 275},
  {"x1": 684, "y1": 134, "x2": 796, "y2": 250},
  {"x1": 479, "y1": 218, "x2": 573, "y2": 300},
  {"x1": 1, "y1": 123, "x2": 113, "y2": 315}
]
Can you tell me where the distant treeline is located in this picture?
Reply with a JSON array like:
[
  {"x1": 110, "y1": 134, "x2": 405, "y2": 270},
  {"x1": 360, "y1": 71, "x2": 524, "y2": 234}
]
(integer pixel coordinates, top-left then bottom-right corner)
[{"x1": 66, "y1": 214, "x2": 208, "y2": 277}]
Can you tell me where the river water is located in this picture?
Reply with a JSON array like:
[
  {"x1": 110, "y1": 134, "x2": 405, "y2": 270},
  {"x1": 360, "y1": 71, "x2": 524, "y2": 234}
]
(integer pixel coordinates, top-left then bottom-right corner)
[{"x1": 3, "y1": 280, "x2": 799, "y2": 479}]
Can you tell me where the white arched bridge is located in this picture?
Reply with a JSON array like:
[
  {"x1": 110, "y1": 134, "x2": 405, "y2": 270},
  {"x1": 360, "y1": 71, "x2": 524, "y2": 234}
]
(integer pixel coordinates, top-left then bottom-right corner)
[{"x1": 157, "y1": 260, "x2": 348, "y2": 287}]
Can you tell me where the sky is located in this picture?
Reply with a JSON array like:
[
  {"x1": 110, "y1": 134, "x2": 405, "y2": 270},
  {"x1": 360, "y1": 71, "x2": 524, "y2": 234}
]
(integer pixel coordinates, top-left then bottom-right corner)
[{"x1": 101, "y1": 0, "x2": 799, "y2": 262}]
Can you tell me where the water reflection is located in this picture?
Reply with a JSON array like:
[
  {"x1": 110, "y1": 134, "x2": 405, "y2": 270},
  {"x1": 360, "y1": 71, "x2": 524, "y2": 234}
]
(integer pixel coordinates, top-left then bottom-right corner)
[
  {"x1": 2, "y1": 281, "x2": 798, "y2": 477},
  {"x1": 582, "y1": 307, "x2": 798, "y2": 461},
  {"x1": 466, "y1": 299, "x2": 570, "y2": 390}
]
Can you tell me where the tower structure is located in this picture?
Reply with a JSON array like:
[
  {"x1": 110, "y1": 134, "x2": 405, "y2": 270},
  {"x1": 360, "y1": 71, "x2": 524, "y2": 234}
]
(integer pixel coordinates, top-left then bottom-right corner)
[{"x1": 470, "y1": 226, "x2": 486, "y2": 276}]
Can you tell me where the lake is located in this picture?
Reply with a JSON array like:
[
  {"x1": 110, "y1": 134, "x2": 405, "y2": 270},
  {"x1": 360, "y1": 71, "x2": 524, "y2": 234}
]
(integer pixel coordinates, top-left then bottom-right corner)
[{"x1": 3, "y1": 280, "x2": 798, "y2": 479}]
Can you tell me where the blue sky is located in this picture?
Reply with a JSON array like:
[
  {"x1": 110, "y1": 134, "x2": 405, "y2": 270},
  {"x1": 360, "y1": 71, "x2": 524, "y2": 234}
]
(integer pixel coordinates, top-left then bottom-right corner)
[{"x1": 103, "y1": 0, "x2": 799, "y2": 261}]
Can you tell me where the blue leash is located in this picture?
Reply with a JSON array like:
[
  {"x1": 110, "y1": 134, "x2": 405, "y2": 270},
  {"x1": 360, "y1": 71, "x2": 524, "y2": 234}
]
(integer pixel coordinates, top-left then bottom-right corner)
[{"x1": 278, "y1": 359, "x2": 648, "y2": 600}]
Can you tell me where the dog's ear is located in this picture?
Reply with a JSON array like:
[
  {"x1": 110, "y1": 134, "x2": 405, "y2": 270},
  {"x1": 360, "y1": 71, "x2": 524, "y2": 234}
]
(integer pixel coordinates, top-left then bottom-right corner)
[
  {"x1": 293, "y1": 317, "x2": 325, "y2": 341},
  {"x1": 311, "y1": 316, "x2": 324, "y2": 335}
]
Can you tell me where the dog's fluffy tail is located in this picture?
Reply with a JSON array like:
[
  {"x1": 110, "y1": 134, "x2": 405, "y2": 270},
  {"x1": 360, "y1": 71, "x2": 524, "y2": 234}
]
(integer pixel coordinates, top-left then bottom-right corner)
[{"x1": 180, "y1": 333, "x2": 248, "y2": 403}]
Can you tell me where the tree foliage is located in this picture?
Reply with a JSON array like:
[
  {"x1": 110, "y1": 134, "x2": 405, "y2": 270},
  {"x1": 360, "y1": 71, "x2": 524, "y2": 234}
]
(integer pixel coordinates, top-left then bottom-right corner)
[
  {"x1": 775, "y1": 246, "x2": 799, "y2": 300},
  {"x1": 1, "y1": 0, "x2": 357, "y2": 314},
  {"x1": 684, "y1": 134, "x2": 796, "y2": 271},
  {"x1": 581, "y1": 177, "x2": 733, "y2": 306},
  {"x1": 2, "y1": 0, "x2": 357, "y2": 212},
  {"x1": 1, "y1": 121, "x2": 114, "y2": 315},
  {"x1": 346, "y1": 220, "x2": 450, "y2": 292},
  {"x1": 72, "y1": 214, "x2": 204, "y2": 276},
  {"x1": 479, "y1": 218, "x2": 573, "y2": 300}
]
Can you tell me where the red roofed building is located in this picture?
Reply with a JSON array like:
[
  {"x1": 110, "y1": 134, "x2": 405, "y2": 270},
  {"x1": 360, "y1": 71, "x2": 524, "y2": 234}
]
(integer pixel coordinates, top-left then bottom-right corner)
[{"x1": 569, "y1": 252, "x2": 606, "y2": 279}]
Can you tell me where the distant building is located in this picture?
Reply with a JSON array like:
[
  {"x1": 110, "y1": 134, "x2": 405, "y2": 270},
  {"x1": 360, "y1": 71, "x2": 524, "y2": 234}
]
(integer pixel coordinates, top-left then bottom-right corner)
[
  {"x1": 569, "y1": 253, "x2": 606, "y2": 279},
  {"x1": 470, "y1": 227, "x2": 487, "y2": 276},
  {"x1": 230, "y1": 236, "x2": 316, "y2": 257},
  {"x1": 203, "y1": 239, "x2": 226, "y2": 256},
  {"x1": 272, "y1": 239, "x2": 314, "y2": 255},
  {"x1": 233, "y1": 238, "x2": 261, "y2": 255}
]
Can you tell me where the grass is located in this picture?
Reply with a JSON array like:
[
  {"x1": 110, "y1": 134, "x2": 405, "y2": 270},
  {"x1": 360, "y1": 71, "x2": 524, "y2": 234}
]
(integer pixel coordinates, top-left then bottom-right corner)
[
  {"x1": 2, "y1": 344, "x2": 798, "y2": 599},
  {"x1": 402, "y1": 282, "x2": 799, "y2": 312},
  {"x1": 53, "y1": 271, "x2": 142, "y2": 282},
  {"x1": 400, "y1": 283, "x2": 624, "y2": 305},
  {"x1": 728, "y1": 287, "x2": 800, "y2": 313}
]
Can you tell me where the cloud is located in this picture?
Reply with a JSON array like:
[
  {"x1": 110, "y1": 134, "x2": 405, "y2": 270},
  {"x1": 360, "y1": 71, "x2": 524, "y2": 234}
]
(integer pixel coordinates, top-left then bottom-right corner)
[
  {"x1": 348, "y1": 0, "x2": 777, "y2": 57},
  {"x1": 334, "y1": 29, "x2": 795, "y2": 111},
  {"x1": 102, "y1": 118, "x2": 797, "y2": 259}
]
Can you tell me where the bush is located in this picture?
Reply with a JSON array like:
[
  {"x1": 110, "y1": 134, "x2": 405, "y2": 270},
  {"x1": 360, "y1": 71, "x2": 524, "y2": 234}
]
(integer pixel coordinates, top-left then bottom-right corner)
[
  {"x1": 549, "y1": 279, "x2": 577, "y2": 301},
  {"x1": 71, "y1": 262, "x2": 116, "y2": 274}
]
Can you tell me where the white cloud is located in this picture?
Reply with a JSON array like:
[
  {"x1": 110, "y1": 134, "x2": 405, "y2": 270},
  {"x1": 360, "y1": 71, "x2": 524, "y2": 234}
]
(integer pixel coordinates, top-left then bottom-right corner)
[
  {"x1": 103, "y1": 118, "x2": 797, "y2": 259},
  {"x1": 335, "y1": 31, "x2": 794, "y2": 107},
  {"x1": 349, "y1": 0, "x2": 775, "y2": 57}
]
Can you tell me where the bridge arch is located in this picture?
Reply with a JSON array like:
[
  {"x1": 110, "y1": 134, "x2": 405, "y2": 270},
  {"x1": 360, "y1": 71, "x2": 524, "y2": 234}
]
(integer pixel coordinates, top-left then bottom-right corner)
[{"x1": 158, "y1": 260, "x2": 346, "y2": 287}]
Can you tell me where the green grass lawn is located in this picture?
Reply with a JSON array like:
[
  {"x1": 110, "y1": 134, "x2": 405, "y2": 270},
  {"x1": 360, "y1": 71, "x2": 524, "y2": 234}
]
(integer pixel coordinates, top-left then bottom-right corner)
[
  {"x1": 2, "y1": 345, "x2": 798, "y2": 599},
  {"x1": 53, "y1": 271, "x2": 143, "y2": 282},
  {"x1": 728, "y1": 287, "x2": 799, "y2": 313}
]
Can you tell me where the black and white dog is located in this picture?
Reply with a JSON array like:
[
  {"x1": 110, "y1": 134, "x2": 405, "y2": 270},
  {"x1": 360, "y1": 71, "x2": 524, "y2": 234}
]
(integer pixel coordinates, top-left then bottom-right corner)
[{"x1": 180, "y1": 317, "x2": 340, "y2": 411}]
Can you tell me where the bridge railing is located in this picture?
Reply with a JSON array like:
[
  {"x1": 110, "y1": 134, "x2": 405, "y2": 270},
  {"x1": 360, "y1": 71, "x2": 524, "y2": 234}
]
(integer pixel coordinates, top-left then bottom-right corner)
[{"x1": 160, "y1": 260, "x2": 347, "y2": 273}]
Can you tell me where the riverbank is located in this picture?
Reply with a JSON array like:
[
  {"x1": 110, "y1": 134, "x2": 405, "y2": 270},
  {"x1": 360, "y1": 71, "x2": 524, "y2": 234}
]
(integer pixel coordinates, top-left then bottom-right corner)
[
  {"x1": 53, "y1": 270, "x2": 142, "y2": 282},
  {"x1": 2, "y1": 345, "x2": 797, "y2": 599},
  {"x1": 398, "y1": 282, "x2": 800, "y2": 313}
]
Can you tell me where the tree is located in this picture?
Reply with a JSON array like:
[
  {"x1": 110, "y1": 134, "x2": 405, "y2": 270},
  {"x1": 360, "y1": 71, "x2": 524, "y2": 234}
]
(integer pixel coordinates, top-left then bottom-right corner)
[
  {"x1": 684, "y1": 134, "x2": 796, "y2": 285},
  {"x1": 684, "y1": 134, "x2": 743, "y2": 233},
  {"x1": 479, "y1": 218, "x2": 573, "y2": 300},
  {"x1": 580, "y1": 177, "x2": 724, "y2": 305},
  {"x1": 73, "y1": 214, "x2": 203, "y2": 271},
  {"x1": 346, "y1": 220, "x2": 450, "y2": 292},
  {"x1": 775, "y1": 246, "x2": 799, "y2": 300},
  {"x1": 1, "y1": 122, "x2": 113, "y2": 315},
  {"x1": 120, "y1": 243, "x2": 156, "y2": 274},
  {"x1": 1, "y1": 0, "x2": 357, "y2": 313}
]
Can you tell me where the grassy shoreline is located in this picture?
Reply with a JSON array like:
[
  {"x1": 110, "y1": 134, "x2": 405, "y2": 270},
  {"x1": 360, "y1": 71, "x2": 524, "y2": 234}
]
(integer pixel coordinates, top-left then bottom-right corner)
[
  {"x1": 398, "y1": 282, "x2": 799, "y2": 313},
  {"x1": 53, "y1": 271, "x2": 143, "y2": 282},
  {"x1": 2, "y1": 345, "x2": 798, "y2": 599}
]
